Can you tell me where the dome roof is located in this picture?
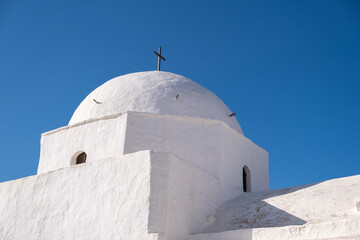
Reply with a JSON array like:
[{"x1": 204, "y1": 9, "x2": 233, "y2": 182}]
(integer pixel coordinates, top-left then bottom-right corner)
[{"x1": 69, "y1": 71, "x2": 243, "y2": 134}]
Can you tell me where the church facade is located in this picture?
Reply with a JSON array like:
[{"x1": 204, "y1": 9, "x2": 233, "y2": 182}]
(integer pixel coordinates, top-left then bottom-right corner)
[{"x1": 0, "y1": 71, "x2": 359, "y2": 240}]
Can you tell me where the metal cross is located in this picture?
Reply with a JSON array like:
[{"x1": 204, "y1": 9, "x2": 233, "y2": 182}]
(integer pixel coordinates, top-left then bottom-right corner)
[{"x1": 153, "y1": 46, "x2": 166, "y2": 71}]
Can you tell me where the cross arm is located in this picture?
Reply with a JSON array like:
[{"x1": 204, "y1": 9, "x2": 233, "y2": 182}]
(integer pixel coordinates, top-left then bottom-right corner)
[{"x1": 153, "y1": 51, "x2": 166, "y2": 61}]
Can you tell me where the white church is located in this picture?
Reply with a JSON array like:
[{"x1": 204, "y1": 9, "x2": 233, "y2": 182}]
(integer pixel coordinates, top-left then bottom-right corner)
[{"x1": 0, "y1": 70, "x2": 359, "y2": 240}]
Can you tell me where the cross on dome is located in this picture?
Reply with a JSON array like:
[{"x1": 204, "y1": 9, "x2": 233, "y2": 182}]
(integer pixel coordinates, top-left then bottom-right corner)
[{"x1": 153, "y1": 46, "x2": 166, "y2": 71}]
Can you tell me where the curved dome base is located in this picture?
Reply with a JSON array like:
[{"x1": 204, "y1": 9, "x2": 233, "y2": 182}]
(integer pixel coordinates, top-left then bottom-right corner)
[{"x1": 69, "y1": 71, "x2": 243, "y2": 134}]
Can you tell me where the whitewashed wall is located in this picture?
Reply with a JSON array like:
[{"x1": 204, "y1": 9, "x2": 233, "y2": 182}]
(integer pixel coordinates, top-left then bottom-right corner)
[
  {"x1": 35, "y1": 111, "x2": 269, "y2": 239},
  {"x1": 1, "y1": 151, "x2": 160, "y2": 240},
  {"x1": 124, "y1": 113, "x2": 223, "y2": 177},
  {"x1": 39, "y1": 112, "x2": 268, "y2": 199},
  {"x1": 2, "y1": 150, "x2": 226, "y2": 240},
  {"x1": 148, "y1": 152, "x2": 221, "y2": 240},
  {"x1": 124, "y1": 112, "x2": 269, "y2": 199},
  {"x1": 38, "y1": 113, "x2": 127, "y2": 174},
  {"x1": 220, "y1": 127, "x2": 269, "y2": 201}
]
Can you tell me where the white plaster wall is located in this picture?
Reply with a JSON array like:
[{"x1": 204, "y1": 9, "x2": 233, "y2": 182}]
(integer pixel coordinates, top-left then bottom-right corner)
[
  {"x1": 188, "y1": 217, "x2": 360, "y2": 240},
  {"x1": 38, "y1": 113, "x2": 127, "y2": 174},
  {"x1": 124, "y1": 112, "x2": 222, "y2": 177},
  {"x1": 124, "y1": 112, "x2": 269, "y2": 199},
  {"x1": 2, "y1": 150, "x2": 226, "y2": 240},
  {"x1": 1, "y1": 151, "x2": 159, "y2": 240},
  {"x1": 146, "y1": 151, "x2": 222, "y2": 240},
  {"x1": 157, "y1": 153, "x2": 221, "y2": 240},
  {"x1": 38, "y1": 112, "x2": 268, "y2": 200},
  {"x1": 34, "y1": 111, "x2": 268, "y2": 240},
  {"x1": 220, "y1": 127, "x2": 269, "y2": 201}
]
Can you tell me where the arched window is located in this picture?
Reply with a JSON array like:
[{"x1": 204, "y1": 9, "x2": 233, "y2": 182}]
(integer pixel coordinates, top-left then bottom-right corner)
[
  {"x1": 242, "y1": 166, "x2": 251, "y2": 192},
  {"x1": 75, "y1": 152, "x2": 87, "y2": 164}
]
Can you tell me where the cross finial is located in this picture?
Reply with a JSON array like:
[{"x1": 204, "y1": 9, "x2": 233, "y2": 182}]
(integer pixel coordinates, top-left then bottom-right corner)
[{"x1": 153, "y1": 46, "x2": 166, "y2": 71}]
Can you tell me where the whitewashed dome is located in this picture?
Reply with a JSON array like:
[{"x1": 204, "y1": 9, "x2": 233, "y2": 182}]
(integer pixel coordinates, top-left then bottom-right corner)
[{"x1": 69, "y1": 71, "x2": 243, "y2": 134}]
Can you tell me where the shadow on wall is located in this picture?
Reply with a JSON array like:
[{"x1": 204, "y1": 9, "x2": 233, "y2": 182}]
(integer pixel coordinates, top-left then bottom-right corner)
[{"x1": 203, "y1": 183, "x2": 319, "y2": 233}]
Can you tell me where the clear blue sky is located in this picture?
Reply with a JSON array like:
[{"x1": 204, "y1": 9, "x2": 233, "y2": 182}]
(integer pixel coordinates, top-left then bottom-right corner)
[{"x1": 0, "y1": 0, "x2": 359, "y2": 189}]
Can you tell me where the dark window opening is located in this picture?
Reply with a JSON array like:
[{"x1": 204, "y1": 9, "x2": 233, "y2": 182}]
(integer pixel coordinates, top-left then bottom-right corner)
[
  {"x1": 76, "y1": 152, "x2": 87, "y2": 164},
  {"x1": 243, "y1": 166, "x2": 251, "y2": 192}
]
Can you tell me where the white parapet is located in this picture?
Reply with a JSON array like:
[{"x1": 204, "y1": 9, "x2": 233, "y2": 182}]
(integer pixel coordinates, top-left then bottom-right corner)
[
  {"x1": 1, "y1": 150, "x2": 226, "y2": 240},
  {"x1": 1, "y1": 151, "x2": 155, "y2": 240},
  {"x1": 39, "y1": 112, "x2": 269, "y2": 202}
]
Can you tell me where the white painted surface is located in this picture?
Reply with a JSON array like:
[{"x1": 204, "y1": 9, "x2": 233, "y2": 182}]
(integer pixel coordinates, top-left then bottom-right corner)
[
  {"x1": 189, "y1": 217, "x2": 360, "y2": 240},
  {"x1": 124, "y1": 112, "x2": 268, "y2": 202},
  {"x1": 3, "y1": 150, "x2": 226, "y2": 240},
  {"x1": 219, "y1": 123, "x2": 269, "y2": 200},
  {"x1": 39, "y1": 112, "x2": 269, "y2": 202},
  {"x1": 36, "y1": 70, "x2": 268, "y2": 240},
  {"x1": 2, "y1": 69, "x2": 359, "y2": 240},
  {"x1": 1, "y1": 151, "x2": 157, "y2": 240},
  {"x1": 68, "y1": 71, "x2": 243, "y2": 134},
  {"x1": 355, "y1": 197, "x2": 360, "y2": 212},
  {"x1": 149, "y1": 152, "x2": 221, "y2": 240},
  {"x1": 38, "y1": 113, "x2": 127, "y2": 174},
  {"x1": 37, "y1": 107, "x2": 268, "y2": 240},
  {"x1": 187, "y1": 175, "x2": 360, "y2": 240}
]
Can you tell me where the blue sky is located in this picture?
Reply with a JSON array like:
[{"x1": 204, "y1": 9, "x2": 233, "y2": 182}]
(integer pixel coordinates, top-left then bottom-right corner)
[{"x1": 0, "y1": 0, "x2": 359, "y2": 189}]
